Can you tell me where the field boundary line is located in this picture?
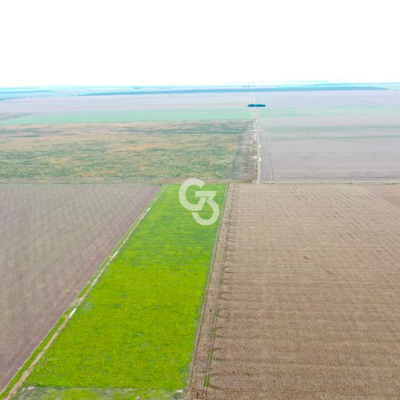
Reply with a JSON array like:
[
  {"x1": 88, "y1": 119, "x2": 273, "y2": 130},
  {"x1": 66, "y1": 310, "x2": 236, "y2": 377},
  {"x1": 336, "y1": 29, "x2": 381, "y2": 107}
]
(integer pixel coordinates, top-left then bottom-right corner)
[
  {"x1": 251, "y1": 92, "x2": 276, "y2": 182},
  {"x1": 1, "y1": 185, "x2": 167, "y2": 400},
  {"x1": 187, "y1": 184, "x2": 235, "y2": 400},
  {"x1": 251, "y1": 93, "x2": 261, "y2": 184},
  {"x1": 186, "y1": 184, "x2": 229, "y2": 396}
]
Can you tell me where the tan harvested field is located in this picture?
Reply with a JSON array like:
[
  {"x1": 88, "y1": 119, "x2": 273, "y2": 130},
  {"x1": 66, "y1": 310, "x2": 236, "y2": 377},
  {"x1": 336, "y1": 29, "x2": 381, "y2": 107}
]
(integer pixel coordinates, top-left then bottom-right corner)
[
  {"x1": 256, "y1": 89, "x2": 400, "y2": 107},
  {"x1": 0, "y1": 184, "x2": 159, "y2": 391},
  {"x1": 254, "y1": 90, "x2": 400, "y2": 181},
  {"x1": 189, "y1": 183, "x2": 400, "y2": 399}
]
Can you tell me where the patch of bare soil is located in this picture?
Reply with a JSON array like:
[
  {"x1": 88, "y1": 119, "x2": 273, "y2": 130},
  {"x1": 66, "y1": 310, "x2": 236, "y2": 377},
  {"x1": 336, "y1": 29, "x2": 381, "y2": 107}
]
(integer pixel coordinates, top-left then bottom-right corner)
[
  {"x1": 189, "y1": 183, "x2": 400, "y2": 399},
  {"x1": 0, "y1": 185, "x2": 159, "y2": 391}
]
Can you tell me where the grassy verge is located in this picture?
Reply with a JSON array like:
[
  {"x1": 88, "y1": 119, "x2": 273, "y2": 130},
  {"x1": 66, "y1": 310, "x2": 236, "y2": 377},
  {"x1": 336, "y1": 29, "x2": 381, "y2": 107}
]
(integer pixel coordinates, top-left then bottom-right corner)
[
  {"x1": 16, "y1": 184, "x2": 226, "y2": 399},
  {"x1": 15, "y1": 387, "x2": 176, "y2": 400},
  {"x1": 0, "y1": 319, "x2": 65, "y2": 400}
]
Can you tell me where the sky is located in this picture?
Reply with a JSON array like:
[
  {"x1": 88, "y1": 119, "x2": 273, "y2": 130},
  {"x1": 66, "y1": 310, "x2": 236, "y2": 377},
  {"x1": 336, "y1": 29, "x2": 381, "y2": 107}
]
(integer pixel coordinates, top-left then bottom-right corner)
[{"x1": 0, "y1": 0, "x2": 399, "y2": 87}]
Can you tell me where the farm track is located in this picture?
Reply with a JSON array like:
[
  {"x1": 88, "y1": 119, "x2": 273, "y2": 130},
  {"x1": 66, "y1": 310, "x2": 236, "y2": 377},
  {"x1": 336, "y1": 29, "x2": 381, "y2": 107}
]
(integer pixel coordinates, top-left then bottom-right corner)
[
  {"x1": 0, "y1": 185, "x2": 160, "y2": 392},
  {"x1": 252, "y1": 93, "x2": 274, "y2": 183},
  {"x1": 189, "y1": 183, "x2": 400, "y2": 399}
]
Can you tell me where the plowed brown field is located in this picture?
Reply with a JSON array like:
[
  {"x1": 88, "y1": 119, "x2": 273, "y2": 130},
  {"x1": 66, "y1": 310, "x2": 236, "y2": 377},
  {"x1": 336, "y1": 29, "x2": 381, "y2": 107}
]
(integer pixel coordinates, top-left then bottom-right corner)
[
  {"x1": 189, "y1": 183, "x2": 400, "y2": 399},
  {"x1": 0, "y1": 184, "x2": 159, "y2": 391}
]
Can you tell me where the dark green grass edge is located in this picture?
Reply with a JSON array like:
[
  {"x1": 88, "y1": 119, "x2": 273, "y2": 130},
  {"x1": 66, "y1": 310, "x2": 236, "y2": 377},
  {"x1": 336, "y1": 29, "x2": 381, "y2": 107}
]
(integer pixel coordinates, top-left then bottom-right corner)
[{"x1": 0, "y1": 185, "x2": 166, "y2": 400}]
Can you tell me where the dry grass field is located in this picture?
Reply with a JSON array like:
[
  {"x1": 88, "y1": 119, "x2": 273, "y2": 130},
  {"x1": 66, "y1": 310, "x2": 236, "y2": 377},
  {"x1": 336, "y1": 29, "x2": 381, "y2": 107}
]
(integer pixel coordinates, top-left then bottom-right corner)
[
  {"x1": 0, "y1": 184, "x2": 159, "y2": 392},
  {"x1": 254, "y1": 90, "x2": 400, "y2": 181},
  {"x1": 190, "y1": 183, "x2": 400, "y2": 399},
  {"x1": 0, "y1": 121, "x2": 254, "y2": 182}
]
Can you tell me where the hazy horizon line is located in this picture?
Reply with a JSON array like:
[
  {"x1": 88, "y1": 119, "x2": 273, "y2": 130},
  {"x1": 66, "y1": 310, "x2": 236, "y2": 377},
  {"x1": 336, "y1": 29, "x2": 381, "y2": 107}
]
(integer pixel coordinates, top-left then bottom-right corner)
[{"x1": 1, "y1": 80, "x2": 399, "y2": 90}]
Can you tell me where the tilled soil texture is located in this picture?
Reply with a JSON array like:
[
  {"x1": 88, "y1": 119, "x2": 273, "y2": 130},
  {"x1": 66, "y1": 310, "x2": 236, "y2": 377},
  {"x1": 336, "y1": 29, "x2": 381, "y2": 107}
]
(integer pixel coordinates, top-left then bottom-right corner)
[
  {"x1": 189, "y1": 183, "x2": 400, "y2": 399},
  {"x1": 0, "y1": 184, "x2": 159, "y2": 392},
  {"x1": 254, "y1": 90, "x2": 400, "y2": 181}
]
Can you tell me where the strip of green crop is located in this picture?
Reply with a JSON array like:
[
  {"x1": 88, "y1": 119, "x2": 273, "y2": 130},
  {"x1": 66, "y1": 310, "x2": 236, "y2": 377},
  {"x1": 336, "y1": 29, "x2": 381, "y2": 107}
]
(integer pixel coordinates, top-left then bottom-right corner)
[
  {"x1": 0, "y1": 108, "x2": 251, "y2": 125},
  {"x1": 17, "y1": 184, "x2": 226, "y2": 399}
]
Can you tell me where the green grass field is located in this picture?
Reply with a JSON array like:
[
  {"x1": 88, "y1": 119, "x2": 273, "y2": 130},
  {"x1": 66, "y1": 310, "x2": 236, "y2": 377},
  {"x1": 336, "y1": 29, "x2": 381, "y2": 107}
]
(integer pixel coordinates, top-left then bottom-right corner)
[
  {"x1": 0, "y1": 108, "x2": 251, "y2": 125},
  {"x1": 17, "y1": 184, "x2": 226, "y2": 399}
]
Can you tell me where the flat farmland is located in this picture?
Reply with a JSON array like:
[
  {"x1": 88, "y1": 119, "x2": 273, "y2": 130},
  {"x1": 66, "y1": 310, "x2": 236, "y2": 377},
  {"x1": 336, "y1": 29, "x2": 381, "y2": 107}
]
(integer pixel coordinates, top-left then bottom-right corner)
[
  {"x1": 190, "y1": 183, "x2": 400, "y2": 399},
  {"x1": 0, "y1": 184, "x2": 159, "y2": 393},
  {"x1": 0, "y1": 100, "x2": 254, "y2": 183},
  {"x1": 0, "y1": 121, "x2": 254, "y2": 183},
  {"x1": 0, "y1": 92, "x2": 253, "y2": 114},
  {"x1": 14, "y1": 184, "x2": 226, "y2": 400},
  {"x1": 0, "y1": 108, "x2": 251, "y2": 125},
  {"x1": 254, "y1": 90, "x2": 400, "y2": 181}
]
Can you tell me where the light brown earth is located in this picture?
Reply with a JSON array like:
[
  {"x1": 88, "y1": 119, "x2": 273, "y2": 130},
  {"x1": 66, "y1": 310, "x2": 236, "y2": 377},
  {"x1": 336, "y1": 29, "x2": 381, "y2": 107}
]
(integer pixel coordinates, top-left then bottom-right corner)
[
  {"x1": 254, "y1": 90, "x2": 400, "y2": 181},
  {"x1": 0, "y1": 184, "x2": 159, "y2": 391},
  {"x1": 189, "y1": 183, "x2": 400, "y2": 399}
]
